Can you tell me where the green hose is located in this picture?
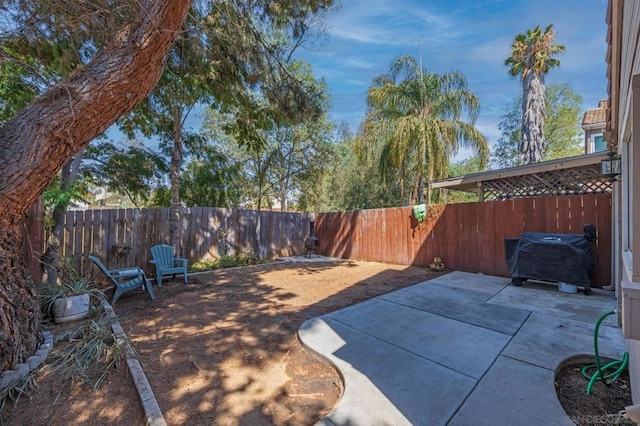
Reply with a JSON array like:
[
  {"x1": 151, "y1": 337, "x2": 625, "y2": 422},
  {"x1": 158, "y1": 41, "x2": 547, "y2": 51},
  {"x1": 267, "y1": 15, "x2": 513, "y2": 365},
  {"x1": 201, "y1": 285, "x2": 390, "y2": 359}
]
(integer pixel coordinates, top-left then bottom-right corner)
[{"x1": 581, "y1": 310, "x2": 629, "y2": 395}]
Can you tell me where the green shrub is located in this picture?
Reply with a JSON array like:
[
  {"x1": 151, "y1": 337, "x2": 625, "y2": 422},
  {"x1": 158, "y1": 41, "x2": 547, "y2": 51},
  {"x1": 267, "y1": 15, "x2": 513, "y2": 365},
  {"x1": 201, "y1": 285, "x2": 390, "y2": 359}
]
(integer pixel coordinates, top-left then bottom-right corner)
[{"x1": 190, "y1": 253, "x2": 266, "y2": 272}]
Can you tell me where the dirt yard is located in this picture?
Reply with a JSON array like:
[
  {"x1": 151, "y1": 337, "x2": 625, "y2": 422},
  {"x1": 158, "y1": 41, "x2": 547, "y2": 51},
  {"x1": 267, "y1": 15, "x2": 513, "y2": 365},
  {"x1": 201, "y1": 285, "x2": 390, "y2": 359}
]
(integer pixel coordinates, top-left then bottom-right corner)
[
  {"x1": 1, "y1": 259, "x2": 631, "y2": 425},
  {"x1": 1, "y1": 260, "x2": 445, "y2": 425}
]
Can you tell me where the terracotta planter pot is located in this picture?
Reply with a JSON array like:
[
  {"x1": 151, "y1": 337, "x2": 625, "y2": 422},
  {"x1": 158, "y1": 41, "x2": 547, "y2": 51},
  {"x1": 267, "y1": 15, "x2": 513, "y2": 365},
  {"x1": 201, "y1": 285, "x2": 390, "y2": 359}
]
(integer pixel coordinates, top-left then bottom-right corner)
[{"x1": 52, "y1": 293, "x2": 90, "y2": 324}]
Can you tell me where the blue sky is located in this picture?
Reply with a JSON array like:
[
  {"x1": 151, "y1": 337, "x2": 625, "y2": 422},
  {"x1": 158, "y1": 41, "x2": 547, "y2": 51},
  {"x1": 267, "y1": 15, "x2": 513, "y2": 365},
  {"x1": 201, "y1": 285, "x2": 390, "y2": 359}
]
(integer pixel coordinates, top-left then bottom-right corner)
[{"x1": 293, "y1": 0, "x2": 608, "y2": 160}]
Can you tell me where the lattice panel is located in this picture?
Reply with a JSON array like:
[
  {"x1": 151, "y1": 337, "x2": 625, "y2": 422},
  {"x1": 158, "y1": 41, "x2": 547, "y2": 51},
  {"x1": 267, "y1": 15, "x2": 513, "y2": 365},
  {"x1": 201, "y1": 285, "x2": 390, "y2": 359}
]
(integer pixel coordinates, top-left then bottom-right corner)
[{"x1": 482, "y1": 164, "x2": 612, "y2": 201}]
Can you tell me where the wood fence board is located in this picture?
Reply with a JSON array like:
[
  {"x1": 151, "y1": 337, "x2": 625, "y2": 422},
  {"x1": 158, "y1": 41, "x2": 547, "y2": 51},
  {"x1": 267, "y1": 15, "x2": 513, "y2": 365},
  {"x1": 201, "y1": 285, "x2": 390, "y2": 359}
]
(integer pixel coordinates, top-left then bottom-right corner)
[
  {"x1": 407, "y1": 212, "x2": 417, "y2": 265},
  {"x1": 130, "y1": 209, "x2": 139, "y2": 266},
  {"x1": 348, "y1": 211, "x2": 358, "y2": 260},
  {"x1": 457, "y1": 204, "x2": 471, "y2": 271},
  {"x1": 90, "y1": 209, "x2": 100, "y2": 260},
  {"x1": 274, "y1": 212, "x2": 282, "y2": 257},
  {"x1": 570, "y1": 195, "x2": 584, "y2": 232},
  {"x1": 359, "y1": 212, "x2": 368, "y2": 261},
  {"x1": 138, "y1": 209, "x2": 149, "y2": 267},
  {"x1": 595, "y1": 194, "x2": 612, "y2": 286},
  {"x1": 337, "y1": 211, "x2": 350, "y2": 259},
  {"x1": 520, "y1": 198, "x2": 534, "y2": 232},
  {"x1": 557, "y1": 196, "x2": 572, "y2": 233},
  {"x1": 373, "y1": 209, "x2": 382, "y2": 262},
  {"x1": 400, "y1": 208, "x2": 410, "y2": 265},
  {"x1": 81, "y1": 210, "x2": 92, "y2": 276},
  {"x1": 464, "y1": 203, "x2": 480, "y2": 273},
  {"x1": 62, "y1": 211, "x2": 72, "y2": 261},
  {"x1": 325, "y1": 212, "x2": 336, "y2": 257},
  {"x1": 590, "y1": 194, "x2": 612, "y2": 287},
  {"x1": 211, "y1": 208, "x2": 221, "y2": 258},
  {"x1": 102, "y1": 209, "x2": 114, "y2": 268},
  {"x1": 534, "y1": 197, "x2": 548, "y2": 231},
  {"x1": 365, "y1": 211, "x2": 374, "y2": 261},
  {"x1": 375, "y1": 211, "x2": 383, "y2": 262},
  {"x1": 265, "y1": 211, "x2": 274, "y2": 258},
  {"x1": 344, "y1": 212, "x2": 353, "y2": 259},
  {"x1": 478, "y1": 201, "x2": 496, "y2": 276},
  {"x1": 444, "y1": 204, "x2": 458, "y2": 270},
  {"x1": 350, "y1": 212, "x2": 359, "y2": 260},
  {"x1": 414, "y1": 210, "x2": 429, "y2": 267},
  {"x1": 419, "y1": 206, "x2": 432, "y2": 267},
  {"x1": 581, "y1": 196, "x2": 599, "y2": 287},
  {"x1": 126, "y1": 209, "x2": 136, "y2": 266},
  {"x1": 340, "y1": 211, "x2": 351, "y2": 259},
  {"x1": 208, "y1": 208, "x2": 218, "y2": 259},
  {"x1": 69, "y1": 211, "x2": 81, "y2": 272},
  {"x1": 318, "y1": 212, "x2": 331, "y2": 256},
  {"x1": 358, "y1": 212, "x2": 366, "y2": 260},
  {"x1": 544, "y1": 197, "x2": 558, "y2": 232},
  {"x1": 352, "y1": 211, "x2": 360, "y2": 260},
  {"x1": 353, "y1": 210, "x2": 367, "y2": 260},
  {"x1": 387, "y1": 209, "x2": 394, "y2": 264},
  {"x1": 201, "y1": 208, "x2": 208, "y2": 258},
  {"x1": 492, "y1": 201, "x2": 507, "y2": 276},
  {"x1": 396, "y1": 208, "x2": 405, "y2": 265},
  {"x1": 462, "y1": 203, "x2": 478, "y2": 272},
  {"x1": 357, "y1": 211, "x2": 364, "y2": 260},
  {"x1": 514, "y1": 198, "x2": 526, "y2": 236}
]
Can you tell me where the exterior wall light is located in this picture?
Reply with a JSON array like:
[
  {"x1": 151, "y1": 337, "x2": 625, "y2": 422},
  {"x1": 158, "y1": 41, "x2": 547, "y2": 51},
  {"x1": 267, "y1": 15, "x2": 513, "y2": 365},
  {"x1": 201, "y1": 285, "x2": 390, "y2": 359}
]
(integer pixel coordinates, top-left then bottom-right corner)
[{"x1": 601, "y1": 150, "x2": 622, "y2": 182}]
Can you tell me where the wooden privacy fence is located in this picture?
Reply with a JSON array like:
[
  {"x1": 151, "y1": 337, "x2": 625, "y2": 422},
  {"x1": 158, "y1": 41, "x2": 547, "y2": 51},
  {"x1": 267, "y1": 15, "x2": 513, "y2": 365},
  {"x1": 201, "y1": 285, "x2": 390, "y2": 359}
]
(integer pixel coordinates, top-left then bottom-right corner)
[
  {"x1": 315, "y1": 193, "x2": 612, "y2": 288},
  {"x1": 34, "y1": 207, "x2": 312, "y2": 277}
]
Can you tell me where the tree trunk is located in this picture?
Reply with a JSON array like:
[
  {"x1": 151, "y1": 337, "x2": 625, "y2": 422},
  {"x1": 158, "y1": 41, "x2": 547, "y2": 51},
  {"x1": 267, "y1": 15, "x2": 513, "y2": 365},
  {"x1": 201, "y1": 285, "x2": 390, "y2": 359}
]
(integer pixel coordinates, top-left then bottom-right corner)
[
  {"x1": 0, "y1": 225, "x2": 42, "y2": 372},
  {"x1": 0, "y1": 0, "x2": 192, "y2": 371},
  {"x1": 169, "y1": 109, "x2": 185, "y2": 253},
  {"x1": 42, "y1": 151, "x2": 84, "y2": 285},
  {"x1": 281, "y1": 181, "x2": 288, "y2": 211},
  {"x1": 520, "y1": 73, "x2": 546, "y2": 164}
]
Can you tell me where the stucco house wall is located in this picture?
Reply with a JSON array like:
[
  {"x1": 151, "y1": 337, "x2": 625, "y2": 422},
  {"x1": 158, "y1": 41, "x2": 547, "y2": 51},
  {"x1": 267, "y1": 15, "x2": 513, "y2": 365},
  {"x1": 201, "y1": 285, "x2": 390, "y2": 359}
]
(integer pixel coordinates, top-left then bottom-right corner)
[{"x1": 607, "y1": 0, "x2": 640, "y2": 404}]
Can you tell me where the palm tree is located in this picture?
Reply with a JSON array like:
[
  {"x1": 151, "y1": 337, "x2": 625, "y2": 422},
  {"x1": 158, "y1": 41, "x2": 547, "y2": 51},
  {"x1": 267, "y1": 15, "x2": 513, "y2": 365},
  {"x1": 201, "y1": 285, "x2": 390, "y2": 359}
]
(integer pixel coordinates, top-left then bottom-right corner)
[
  {"x1": 357, "y1": 55, "x2": 488, "y2": 204},
  {"x1": 505, "y1": 24, "x2": 565, "y2": 164}
]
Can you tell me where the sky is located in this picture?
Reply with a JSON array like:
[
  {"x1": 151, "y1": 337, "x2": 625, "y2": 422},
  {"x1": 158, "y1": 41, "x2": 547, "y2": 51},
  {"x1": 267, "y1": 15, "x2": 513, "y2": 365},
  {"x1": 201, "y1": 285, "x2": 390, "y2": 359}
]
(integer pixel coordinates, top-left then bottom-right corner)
[{"x1": 292, "y1": 0, "x2": 609, "y2": 160}]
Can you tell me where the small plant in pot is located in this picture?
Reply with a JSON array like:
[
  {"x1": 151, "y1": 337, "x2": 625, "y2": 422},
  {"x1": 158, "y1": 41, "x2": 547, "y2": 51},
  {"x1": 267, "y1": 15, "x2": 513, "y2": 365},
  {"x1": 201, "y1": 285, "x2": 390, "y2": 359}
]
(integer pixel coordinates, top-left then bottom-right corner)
[{"x1": 39, "y1": 260, "x2": 104, "y2": 324}]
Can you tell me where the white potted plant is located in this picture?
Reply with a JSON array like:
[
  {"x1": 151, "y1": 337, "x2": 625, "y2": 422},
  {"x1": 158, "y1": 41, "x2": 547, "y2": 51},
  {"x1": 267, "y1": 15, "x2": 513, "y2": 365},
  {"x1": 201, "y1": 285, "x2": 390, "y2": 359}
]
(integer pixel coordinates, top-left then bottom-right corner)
[{"x1": 39, "y1": 262, "x2": 103, "y2": 324}]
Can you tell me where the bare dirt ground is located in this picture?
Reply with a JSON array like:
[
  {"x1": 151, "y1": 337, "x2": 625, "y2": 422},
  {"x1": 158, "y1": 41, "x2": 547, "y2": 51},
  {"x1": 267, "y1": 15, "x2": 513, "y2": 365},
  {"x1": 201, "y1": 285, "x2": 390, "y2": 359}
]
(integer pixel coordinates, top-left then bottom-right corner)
[
  {"x1": 556, "y1": 361, "x2": 634, "y2": 425},
  {"x1": 1, "y1": 260, "x2": 632, "y2": 425},
  {"x1": 1, "y1": 260, "x2": 445, "y2": 425}
]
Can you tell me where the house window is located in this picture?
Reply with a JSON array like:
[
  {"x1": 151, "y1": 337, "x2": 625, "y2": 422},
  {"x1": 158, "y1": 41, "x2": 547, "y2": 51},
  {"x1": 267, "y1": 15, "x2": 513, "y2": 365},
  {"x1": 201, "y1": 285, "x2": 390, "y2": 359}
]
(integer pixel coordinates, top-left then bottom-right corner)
[{"x1": 591, "y1": 133, "x2": 606, "y2": 152}]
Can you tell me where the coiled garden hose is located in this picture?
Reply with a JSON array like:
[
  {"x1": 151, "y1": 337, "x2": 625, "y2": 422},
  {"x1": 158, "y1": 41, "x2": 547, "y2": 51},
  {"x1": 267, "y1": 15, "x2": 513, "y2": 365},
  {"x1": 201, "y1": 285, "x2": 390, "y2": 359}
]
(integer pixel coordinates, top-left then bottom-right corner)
[{"x1": 581, "y1": 310, "x2": 629, "y2": 395}]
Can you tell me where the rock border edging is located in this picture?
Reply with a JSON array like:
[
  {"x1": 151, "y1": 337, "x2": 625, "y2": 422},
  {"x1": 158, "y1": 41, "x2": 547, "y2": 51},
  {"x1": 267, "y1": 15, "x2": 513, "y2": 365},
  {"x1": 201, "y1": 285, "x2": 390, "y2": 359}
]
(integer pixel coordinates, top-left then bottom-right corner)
[
  {"x1": 101, "y1": 297, "x2": 167, "y2": 426},
  {"x1": 0, "y1": 331, "x2": 53, "y2": 390}
]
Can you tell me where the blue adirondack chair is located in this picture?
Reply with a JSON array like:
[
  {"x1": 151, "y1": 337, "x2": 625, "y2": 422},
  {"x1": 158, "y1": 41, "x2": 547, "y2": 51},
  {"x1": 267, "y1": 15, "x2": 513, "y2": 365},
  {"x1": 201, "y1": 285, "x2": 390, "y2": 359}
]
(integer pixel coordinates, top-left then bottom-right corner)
[
  {"x1": 88, "y1": 255, "x2": 155, "y2": 304},
  {"x1": 150, "y1": 244, "x2": 188, "y2": 287}
]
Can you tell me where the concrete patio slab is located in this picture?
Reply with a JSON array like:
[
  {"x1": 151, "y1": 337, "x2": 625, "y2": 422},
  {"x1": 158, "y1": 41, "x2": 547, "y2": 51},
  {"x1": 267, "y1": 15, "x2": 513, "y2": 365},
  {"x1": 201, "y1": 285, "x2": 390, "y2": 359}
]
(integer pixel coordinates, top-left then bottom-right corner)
[
  {"x1": 298, "y1": 271, "x2": 624, "y2": 426},
  {"x1": 300, "y1": 318, "x2": 476, "y2": 426},
  {"x1": 424, "y1": 270, "x2": 512, "y2": 297},
  {"x1": 323, "y1": 297, "x2": 512, "y2": 379},
  {"x1": 501, "y1": 311, "x2": 625, "y2": 370},
  {"x1": 488, "y1": 280, "x2": 618, "y2": 326},
  {"x1": 448, "y1": 356, "x2": 574, "y2": 426},
  {"x1": 380, "y1": 280, "x2": 530, "y2": 335}
]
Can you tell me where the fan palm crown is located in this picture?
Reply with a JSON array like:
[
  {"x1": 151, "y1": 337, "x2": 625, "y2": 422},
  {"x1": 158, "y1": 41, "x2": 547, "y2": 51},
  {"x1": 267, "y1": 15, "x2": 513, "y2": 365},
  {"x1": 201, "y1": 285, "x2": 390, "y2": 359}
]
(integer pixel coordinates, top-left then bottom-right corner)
[{"x1": 357, "y1": 55, "x2": 488, "y2": 204}]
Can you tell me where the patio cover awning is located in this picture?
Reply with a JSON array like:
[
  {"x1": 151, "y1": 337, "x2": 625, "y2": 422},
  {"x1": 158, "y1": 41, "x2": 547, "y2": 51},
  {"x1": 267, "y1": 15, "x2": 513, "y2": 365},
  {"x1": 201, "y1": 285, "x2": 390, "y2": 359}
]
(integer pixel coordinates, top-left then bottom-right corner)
[{"x1": 429, "y1": 152, "x2": 612, "y2": 201}]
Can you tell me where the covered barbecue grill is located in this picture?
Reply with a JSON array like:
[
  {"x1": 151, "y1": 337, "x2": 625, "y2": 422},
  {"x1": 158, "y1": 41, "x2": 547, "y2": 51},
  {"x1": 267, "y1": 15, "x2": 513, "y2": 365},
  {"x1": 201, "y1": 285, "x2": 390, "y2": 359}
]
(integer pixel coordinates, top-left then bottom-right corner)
[{"x1": 505, "y1": 225, "x2": 596, "y2": 295}]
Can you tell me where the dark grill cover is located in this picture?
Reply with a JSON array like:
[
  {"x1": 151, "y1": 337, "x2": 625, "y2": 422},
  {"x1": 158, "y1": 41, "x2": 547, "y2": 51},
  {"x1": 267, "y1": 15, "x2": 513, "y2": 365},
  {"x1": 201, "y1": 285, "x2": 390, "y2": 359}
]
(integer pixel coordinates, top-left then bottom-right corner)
[{"x1": 505, "y1": 232, "x2": 594, "y2": 288}]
